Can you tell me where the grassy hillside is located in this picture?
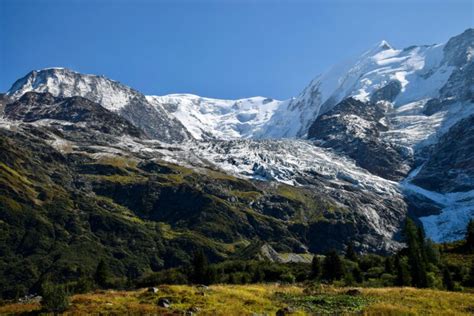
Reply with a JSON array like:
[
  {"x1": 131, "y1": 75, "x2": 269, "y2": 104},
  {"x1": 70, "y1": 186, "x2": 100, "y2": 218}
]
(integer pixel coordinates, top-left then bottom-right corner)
[
  {"x1": 1, "y1": 284, "x2": 473, "y2": 315},
  {"x1": 0, "y1": 126, "x2": 342, "y2": 299}
]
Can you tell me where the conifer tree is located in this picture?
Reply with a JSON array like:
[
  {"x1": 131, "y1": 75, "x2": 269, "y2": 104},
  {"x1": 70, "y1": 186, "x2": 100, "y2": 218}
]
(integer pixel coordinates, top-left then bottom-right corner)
[
  {"x1": 404, "y1": 218, "x2": 428, "y2": 288},
  {"x1": 466, "y1": 219, "x2": 474, "y2": 252},
  {"x1": 465, "y1": 258, "x2": 474, "y2": 287},
  {"x1": 94, "y1": 260, "x2": 110, "y2": 289},
  {"x1": 345, "y1": 242, "x2": 358, "y2": 262},
  {"x1": 323, "y1": 250, "x2": 345, "y2": 281},
  {"x1": 443, "y1": 267, "x2": 454, "y2": 291},
  {"x1": 310, "y1": 255, "x2": 321, "y2": 280},
  {"x1": 41, "y1": 282, "x2": 70, "y2": 313},
  {"x1": 384, "y1": 257, "x2": 394, "y2": 274},
  {"x1": 191, "y1": 249, "x2": 209, "y2": 284},
  {"x1": 394, "y1": 255, "x2": 410, "y2": 286},
  {"x1": 352, "y1": 265, "x2": 363, "y2": 283},
  {"x1": 424, "y1": 239, "x2": 440, "y2": 265}
]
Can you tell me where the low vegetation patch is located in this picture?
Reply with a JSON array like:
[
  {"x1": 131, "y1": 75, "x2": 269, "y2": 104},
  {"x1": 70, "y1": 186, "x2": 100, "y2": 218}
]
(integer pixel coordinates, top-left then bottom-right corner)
[{"x1": 1, "y1": 285, "x2": 473, "y2": 315}]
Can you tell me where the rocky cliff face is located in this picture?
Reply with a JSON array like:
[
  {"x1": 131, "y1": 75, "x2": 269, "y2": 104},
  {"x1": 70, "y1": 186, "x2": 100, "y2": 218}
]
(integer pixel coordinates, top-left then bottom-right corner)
[
  {"x1": 307, "y1": 98, "x2": 413, "y2": 181},
  {"x1": 412, "y1": 114, "x2": 474, "y2": 193},
  {"x1": 423, "y1": 29, "x2": 474, "y2": 116},
  {"x1": 4, "y1": 92, "x2": 144, "y2": 138}
]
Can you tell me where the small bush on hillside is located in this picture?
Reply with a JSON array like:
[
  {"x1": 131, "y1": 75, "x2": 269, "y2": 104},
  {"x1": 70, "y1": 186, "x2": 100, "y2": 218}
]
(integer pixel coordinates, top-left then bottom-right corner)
[{"x1": 41, "y1": 282, "x2": 70, "y2": 313}]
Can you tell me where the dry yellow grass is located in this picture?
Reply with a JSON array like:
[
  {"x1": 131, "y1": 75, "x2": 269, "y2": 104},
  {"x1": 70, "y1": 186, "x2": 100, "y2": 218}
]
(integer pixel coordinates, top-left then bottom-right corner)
[
  {"x1": 362, "y1": 287, "x2": 474, "y2": 315},
  {"x1": 0, "y1": 285, "x2": 472, "y2": 315}
]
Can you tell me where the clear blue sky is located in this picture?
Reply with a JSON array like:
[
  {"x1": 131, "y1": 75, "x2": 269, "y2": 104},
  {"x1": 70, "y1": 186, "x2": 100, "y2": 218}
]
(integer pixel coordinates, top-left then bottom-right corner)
[{"x1": 1, "y1": 0, "x2": 473, "y2": 99}]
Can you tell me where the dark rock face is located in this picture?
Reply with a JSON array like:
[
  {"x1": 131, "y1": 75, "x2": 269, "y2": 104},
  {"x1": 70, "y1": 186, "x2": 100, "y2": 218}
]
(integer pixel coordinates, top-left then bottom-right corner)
[
  {"x1": 439, "y1": 62, "x2": 474, "y2": 102},
  {"x1": 307, "y1": 98, "x2": 413, "y2": 181},
  {"x1": 119, "y1": 96, "x2": 189, "y2": 142},
  {"x1": 424, "y1": 29, "x2": 473, "y2": 116},
  {"x1": 412, "y1": 114, "x2": 474, "y2": 193},
  {"x1": 371, "y1": 80, "x2": 402, "y2": 103},
  {"x1": 442, "y1": 28, "x2": 474, "y2": 68},
  {"x1": 4, "y1": 92, "x2": 143, "y2": 138},
  {"x1": 404, "y1": 191, "x2": 443, "y2": 218},
  {"x1": 0, "y1": 93, "x2": 11, "y2": 115},
  {"x1": 423, "y1": 98, "x2": 456, "y2": 116}
]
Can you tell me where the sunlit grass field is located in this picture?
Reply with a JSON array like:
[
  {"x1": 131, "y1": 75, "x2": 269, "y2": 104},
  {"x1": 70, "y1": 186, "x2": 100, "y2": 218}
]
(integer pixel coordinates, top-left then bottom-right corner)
[{"x1": 1, "y1": 284, "x2": 473, "y2": 315}]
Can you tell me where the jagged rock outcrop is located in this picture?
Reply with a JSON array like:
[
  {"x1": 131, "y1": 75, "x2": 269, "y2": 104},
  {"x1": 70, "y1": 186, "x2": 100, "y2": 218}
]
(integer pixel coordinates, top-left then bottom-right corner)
[
  {"x1": 412, "y1": 114, "x2": 474, "y2": 192},
  {"x1": 4, "y1": 92, "x2": 143, "y2": 138},
  {"x1": 307, "y1": 98, "x2": 413, "y2": 181},
  {"x1": 423, "y1": 29, "x2": 474, "y2": 115}
]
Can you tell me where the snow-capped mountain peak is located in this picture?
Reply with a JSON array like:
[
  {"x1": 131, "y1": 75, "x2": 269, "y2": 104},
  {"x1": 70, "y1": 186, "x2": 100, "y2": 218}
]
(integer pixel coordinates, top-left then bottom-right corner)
[
  {"x1": 7, "y1": 68, "x2": 192, "y2": 143},
  {"x1": 8, "y1": 68, "x2": 137, "y2": 112},
  {"x1": 7, "y1": 29, "x2": 472, "y2": 144},
  {"x1": 377, "y1": 40, "x2": 393, "y2": 51}
]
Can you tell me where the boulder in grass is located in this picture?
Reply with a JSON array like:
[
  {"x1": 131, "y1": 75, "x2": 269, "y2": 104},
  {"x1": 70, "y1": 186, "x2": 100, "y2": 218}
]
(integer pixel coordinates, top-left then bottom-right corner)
[
  {"x1": 148, "y1": 287, "x2": 159, "y2": 294},
  {"x1": 157, "y1": 298, "x2": 171, "y2": 308},
  {"x1": 345, "y1": 288, "x2": 362, "y2": 296}
]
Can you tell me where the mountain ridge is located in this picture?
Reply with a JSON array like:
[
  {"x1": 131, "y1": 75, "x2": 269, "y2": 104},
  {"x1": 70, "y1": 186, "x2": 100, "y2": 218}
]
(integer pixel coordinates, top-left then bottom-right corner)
[
  {"x1": 7, "y1": 29, "x2": 473, "y2": 144},
  {"x1": 1, "y1": 28, "x2": 473, "y2": 246}
]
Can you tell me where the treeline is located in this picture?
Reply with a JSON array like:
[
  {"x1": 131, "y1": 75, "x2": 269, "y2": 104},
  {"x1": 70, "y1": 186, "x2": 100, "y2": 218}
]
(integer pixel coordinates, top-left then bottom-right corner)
[
  {"x1": 4, "y1": 219, "x2": 474, "y2": 313},
  {"x1": 139, "y1": 219, "x2": 474, "y2": 290}
]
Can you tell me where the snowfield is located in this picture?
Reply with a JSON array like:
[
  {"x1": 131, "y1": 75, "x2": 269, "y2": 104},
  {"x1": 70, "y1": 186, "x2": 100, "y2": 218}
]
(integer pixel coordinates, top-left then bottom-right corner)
[{"x1": 146, "y1": 94, "x2": 284, "y2": 140}]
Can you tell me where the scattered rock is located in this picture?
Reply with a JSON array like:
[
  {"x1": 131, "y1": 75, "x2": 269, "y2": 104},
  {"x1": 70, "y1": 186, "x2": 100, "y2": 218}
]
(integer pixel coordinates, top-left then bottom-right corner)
[
  {"x1": 188, "y1": 306, "x2": 201, "y2": 312},
  {"x1": 196, "y1": 284, "x2": 209, "y2": 291},
  {"x1": 18, "y1": 294, "x2": 42, "y2": 304},
  {"x1": 345, "y1": 289, "x2": 362, "y2": 296},
  {"x1": 186, "y1": 306, "x2": 201, "y2": 315},
  {"x1": 148, "y1": 287, "x2": 159, "y2": 294},
  {"x1": 276, "y1": 306, "x2": 294, "y2": 316},
  {"x1": 157, "y1": 298, "x2": 171, "y2": 308}
]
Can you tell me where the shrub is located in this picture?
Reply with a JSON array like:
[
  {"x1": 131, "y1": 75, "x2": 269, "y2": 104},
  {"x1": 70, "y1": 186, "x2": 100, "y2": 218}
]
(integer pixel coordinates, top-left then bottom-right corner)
[
  {"x1": 323, "y1": 250, "x2": 345, "y2": 281},
  {"x1": 95, "y1": 260, "x2": 111, "y2": 289},
  {"x1": 280, "y1": 272, "x2": 296, "y2": 284},
  {"x1": 41, "y1": 283, "x2": 70, "y2": 313},
  {"x1": 137, "y1": 268, "x2": 188, "y2": 287},
  {"x1": 73, "y1": 277, "x2": 95, "y2": 294}
]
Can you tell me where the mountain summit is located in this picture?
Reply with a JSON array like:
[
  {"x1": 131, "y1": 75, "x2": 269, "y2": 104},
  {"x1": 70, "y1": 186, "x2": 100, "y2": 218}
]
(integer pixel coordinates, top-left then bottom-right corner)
[
  {"x1": 8, "y1": 68, "x2": 192, "y2": 142},
  {"x1": 7, "y1": 29, "x2": 473, "y2": 144}
]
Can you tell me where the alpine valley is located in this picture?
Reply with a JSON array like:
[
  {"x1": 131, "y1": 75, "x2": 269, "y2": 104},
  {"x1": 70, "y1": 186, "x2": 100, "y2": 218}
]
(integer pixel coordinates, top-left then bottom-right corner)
[{"x1": 0, "y1": 28, "x2": 473, "y2": 298}]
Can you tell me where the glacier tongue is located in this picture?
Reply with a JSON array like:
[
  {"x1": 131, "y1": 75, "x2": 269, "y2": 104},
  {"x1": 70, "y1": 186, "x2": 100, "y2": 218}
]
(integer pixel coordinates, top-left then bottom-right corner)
[
  {"x1": 109, "y1": 135, "x2": 405, "y2": 250},
  {"x1": 193, "y1": 139, "x2": 399, "y2": 196},
  {"x1": 402, "y1": 166, "x2": 474, "y2": 243}
]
